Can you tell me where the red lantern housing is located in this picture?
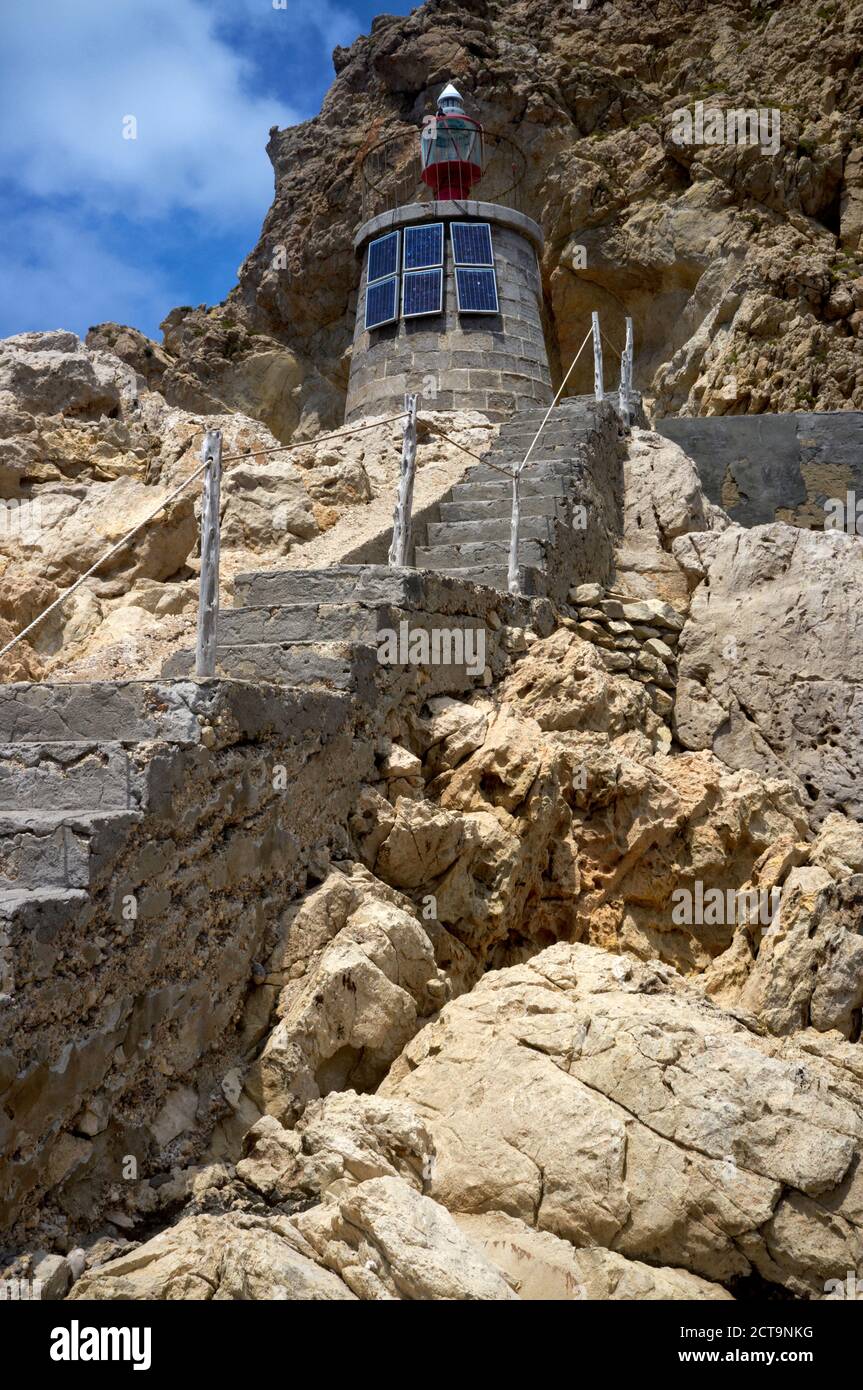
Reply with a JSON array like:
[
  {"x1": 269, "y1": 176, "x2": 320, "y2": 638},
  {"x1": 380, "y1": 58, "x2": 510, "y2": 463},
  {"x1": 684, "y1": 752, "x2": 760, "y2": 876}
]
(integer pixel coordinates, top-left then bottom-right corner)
[{"x1": 420, "y1": 83, "x2": 484, "y2": 201}]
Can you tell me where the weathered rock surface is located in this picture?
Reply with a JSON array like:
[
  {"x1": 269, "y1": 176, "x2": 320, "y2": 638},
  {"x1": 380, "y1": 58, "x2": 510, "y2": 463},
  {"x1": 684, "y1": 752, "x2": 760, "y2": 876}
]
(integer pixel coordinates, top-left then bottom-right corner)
[
  {"x1": 673, "y1": 524, "x2": 863, "y2": 822},
  {"x1": 382, "y1": 942, "x2": 863, "y2": 1297},
  {"x1": 251, "y1": 867, "x2": 450, "y2": 1127},
  {"x1": 293, "y1": 1176, "x2": 519, "y2": 1300},
  {"x1": 703, "y1": 869, "x2": 863, "y2": 1040},
  {"x1": 453, "y1": 1211, "x2": 732, "y2": 1301},
  {"x1": 68, "y1": 1211, "x2": 358, "y2": 1301},
  {"x1": 236, "y1": 1091, "x2": 433, "y2": 1202},
  {"x1": 614, "y1": 428, "x2": 729, "y2": 610}
]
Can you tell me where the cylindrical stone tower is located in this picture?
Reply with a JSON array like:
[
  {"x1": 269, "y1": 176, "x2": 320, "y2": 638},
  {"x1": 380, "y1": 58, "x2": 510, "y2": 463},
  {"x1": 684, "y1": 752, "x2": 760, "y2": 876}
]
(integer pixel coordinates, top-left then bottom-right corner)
[{"x1": 344, "y1": 86, "x2": 552, "y2": 423}]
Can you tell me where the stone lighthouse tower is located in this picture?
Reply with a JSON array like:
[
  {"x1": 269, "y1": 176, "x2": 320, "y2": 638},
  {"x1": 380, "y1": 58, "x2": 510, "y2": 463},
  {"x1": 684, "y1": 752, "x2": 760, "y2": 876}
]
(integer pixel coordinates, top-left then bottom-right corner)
[{"x1": 344, "y1": 83, "x2": 552, "y2": 423}]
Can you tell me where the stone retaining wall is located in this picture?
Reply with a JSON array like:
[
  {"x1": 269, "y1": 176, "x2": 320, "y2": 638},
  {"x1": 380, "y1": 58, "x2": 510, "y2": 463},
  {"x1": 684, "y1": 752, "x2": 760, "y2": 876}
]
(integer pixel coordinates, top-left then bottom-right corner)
[{"x1": 656, "y1": 412, "x2": 863, "y2": 529}]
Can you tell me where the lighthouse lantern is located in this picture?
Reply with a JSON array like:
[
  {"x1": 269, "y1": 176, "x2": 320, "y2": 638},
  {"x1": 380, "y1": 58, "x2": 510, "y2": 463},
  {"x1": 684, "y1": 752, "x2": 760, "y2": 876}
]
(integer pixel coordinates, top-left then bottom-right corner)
[{"x1": 420, "y1": 82, "x2": 484, "y2": 201}]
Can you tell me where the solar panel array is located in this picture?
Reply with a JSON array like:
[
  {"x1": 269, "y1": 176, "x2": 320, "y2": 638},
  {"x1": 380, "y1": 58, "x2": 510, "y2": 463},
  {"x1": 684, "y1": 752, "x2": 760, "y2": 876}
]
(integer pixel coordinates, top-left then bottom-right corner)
[
  {"x1": 403, "y1": 268, "x2": 444, "y2": 319},
  {"x1": 367, "y1": 231, "x2": 400, "y2": 284},
  {"x1": 450, "y1": 222, "x2": 494, "y2": 267},
  {"x1": 455, "y1": 267, "x2": 499, "y2": 315},
  {"x1": 365, "y1": 276, "x2": 399, "y2": 331},
  {"x1": 404, "y1": 223, "x2": 443, "y2": 270},
  {"x1": 363, "y1": 220, "x2": 499, "y2": 327}
]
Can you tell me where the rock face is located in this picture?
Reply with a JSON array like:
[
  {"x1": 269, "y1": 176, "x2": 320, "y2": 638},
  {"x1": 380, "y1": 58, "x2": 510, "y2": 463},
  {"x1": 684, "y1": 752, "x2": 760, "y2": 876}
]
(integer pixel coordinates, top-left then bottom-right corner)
[
  {"x1": 98, "y1": 0, "x2": 863, "y2": 432},
  {"x1": 382, "y1": 942, "x2": 863, "y2": 1298},
  {"x1": 673, "y1": 524, "x2": 863, "y2": 822}
]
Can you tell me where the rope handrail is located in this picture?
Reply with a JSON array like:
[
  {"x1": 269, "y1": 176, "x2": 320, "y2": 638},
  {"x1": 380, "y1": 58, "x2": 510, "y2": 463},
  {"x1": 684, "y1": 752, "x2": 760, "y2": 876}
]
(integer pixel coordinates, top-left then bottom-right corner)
[
  {"x1": 0, "y1": 411, "x2": 409, "y2": 666},
  {"x1": 600, "y1": 329, "x2": 622, "y2": 361},
  {"x1": 419, "y1": 420, "x2": 513, "y2": 479},
  {"x1": 506, "y1": 324, "x2": 612, "y2": 596},
  {"x1": 514, "y1": 326, "x2": 594, "y2": 482}
]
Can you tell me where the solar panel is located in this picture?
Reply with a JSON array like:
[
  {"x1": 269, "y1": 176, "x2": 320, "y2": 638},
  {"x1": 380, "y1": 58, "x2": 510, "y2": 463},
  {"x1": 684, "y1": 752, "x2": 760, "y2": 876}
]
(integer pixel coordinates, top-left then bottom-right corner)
[
  {"x1": 450, "y1": 222, "x2": 494, "y2": 267},
  {"x1": 455, "y1": 267, "x2": 499, "y2": 314},
  {"x1": 367, "y1": 231, "x2": 400, "y2": 284},
  {"x1": 404, "y1": 223, "x2": 444, "y2": 270},
  {"x1": 365, "y1": 275, "x2": 399, "y2": 330},
  {"x1": 402, "y1": 268, "x2": 443, "y2": 319}
]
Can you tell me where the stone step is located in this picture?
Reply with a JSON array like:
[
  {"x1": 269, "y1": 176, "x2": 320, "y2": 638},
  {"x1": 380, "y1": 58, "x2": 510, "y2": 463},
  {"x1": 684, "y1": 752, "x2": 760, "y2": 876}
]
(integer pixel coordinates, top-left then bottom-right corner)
[
  {"x1": 229, "y1": 565, "x2": 544, "y2": 625},
  {"x1": 463, "y1": 459, "x2": 575, "y2": 485},
  {"x1": 0, "y1": 809, "x2": 141, "y2": 890},
  {"x1": 438, "y1": 495, "x2": 563, "y2": 523},
  {"x1": 497, "y1": 423, "x2": 591, "y2": 446},
  {"x1": 218, "y1": 602, "x2": 389, "y2": 647},
  {"x1": 491, "y1": 443, "x2": 583, "y2": 462},
  {"x1": 0, "y1": 884, "x2": 90, "y2": 932},
  {"x1": 426, "y1": 516, "x2": 555, "y2": 547},
  {"x1": 0, "y1": 681, "x2": 216, "y2": 745},
  {"x1": 0, "y1": 743, "x2": 143, "y2": 811},
  {"x1": 231, "y1": 565, "x2": 425, "y2": 611},
  {"x1": 415, "y1": 538, "x2": 546, "y2": 569},
  {"x1": 435, "y1": 565, "x2": 547, "y2": 595},
  {"x1": 164, "y1": 641, "x2": 379, "y2": 696},
  {"x1": 449, "y1": 476, "x2": 571, "y2": 503}
]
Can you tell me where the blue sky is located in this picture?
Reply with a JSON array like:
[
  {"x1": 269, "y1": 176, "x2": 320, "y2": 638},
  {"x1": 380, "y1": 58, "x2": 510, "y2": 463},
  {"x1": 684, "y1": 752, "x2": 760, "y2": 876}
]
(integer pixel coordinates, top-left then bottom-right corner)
[{"x1": 0, "y1": 0, "x2": 416, "y2": 343}]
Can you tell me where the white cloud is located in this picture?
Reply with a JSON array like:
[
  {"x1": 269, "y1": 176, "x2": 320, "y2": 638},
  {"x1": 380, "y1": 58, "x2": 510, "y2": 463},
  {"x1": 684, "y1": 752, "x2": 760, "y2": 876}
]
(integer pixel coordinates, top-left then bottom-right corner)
[
  {"x1": 0, "y1": 0, "x2": 373, "y2": 341},
  {"x1": 0, "y1": 208, "x2": 182, "y2": 340},
  {"x1": 0, "y1": 0, "x2": 302, "y2": 224}
]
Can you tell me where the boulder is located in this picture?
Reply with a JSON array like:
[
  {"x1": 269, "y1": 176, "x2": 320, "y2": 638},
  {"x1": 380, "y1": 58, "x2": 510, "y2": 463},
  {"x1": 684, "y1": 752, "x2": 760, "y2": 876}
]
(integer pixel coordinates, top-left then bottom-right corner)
[{"x1": 382, "y1": 942, "x2": 863, "y2": 1297}]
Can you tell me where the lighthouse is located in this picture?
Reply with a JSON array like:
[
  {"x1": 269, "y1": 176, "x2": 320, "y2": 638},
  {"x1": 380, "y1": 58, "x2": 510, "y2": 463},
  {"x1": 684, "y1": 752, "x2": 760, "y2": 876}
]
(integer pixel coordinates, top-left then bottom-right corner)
[{"x1": 344, "y1": 81, "x2": 553, "y2": 423}]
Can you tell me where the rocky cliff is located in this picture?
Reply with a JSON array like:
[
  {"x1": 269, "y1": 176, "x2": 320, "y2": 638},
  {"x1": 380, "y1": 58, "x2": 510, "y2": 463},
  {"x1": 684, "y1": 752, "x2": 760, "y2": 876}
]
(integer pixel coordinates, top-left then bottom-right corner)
[{"x1": 91, "y1": 0, "x2": 863, "y2": 438}]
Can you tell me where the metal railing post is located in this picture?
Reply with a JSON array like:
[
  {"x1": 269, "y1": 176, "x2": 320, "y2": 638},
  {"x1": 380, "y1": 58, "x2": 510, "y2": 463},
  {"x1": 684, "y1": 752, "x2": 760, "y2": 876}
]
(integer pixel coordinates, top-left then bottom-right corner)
[
  {"x1": 592, "y1": 311, "x2": 604, "y2": 402},
  {"x1": 195, "y1": 429, "x2": 222, "y2": 678},
  {"x1": 388, "y1": 393, "x2": 419, "y2": 567}
]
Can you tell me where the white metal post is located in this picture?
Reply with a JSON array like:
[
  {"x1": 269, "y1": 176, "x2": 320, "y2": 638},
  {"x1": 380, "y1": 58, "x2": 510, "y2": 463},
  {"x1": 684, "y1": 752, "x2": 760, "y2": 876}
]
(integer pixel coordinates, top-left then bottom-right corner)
[
  {"x1": 591, "y1": 311, "x2": 604, "y2": 403},
  {"x1": 618, "y1": 316, "x2": 634, "y2": 427},
  {"x1": 507, "y1": 467, "x2": 522, "y2": 596},
  {"x1": 625, "y1": 316, "x2": 634, "y2": 415},
  {"x1": 195, "y1": 429, "x2": 222, "y2": 678},
  {"x1": 388, "y1": 393, "x2": 419, "y2": 567}
]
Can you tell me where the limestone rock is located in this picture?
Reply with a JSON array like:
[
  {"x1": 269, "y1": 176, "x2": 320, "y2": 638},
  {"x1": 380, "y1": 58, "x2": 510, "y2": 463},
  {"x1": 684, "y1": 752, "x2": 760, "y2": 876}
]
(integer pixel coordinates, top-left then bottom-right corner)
[
  {"x1": 67, "y1": 1211, "x2": 357, "y2": 1300},
  {"x1": 255, "y1": 873, "x2": 446, "y2": 1126},
  {"x1": 735, "y1": 875, "x2": 863, "y2": 1038},
  {"x1": 382, "y1": 942, "x2": 863, "y2": 1297},
  {"x1": 236, "y1": 1091, "x2": 433, "y2": 1201},
  {"x1": 453, "y1": 1211, "x2": 732, "y2": 1301},
  {"x1": 292, "y1": 1176, "x2": 519, "y2": 1300}
]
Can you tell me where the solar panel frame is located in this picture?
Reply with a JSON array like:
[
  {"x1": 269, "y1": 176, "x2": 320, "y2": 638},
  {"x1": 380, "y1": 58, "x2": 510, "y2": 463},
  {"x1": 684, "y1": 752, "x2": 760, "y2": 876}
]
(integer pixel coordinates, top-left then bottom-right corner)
[
  {"x1": 403, "y1": 223, "x2": 444, "y2": 271},
  {"x1": 454, "y1": 267, "x2": 499, "y2": 315},
  {"x1": 450, "y1": 222, "x2": 494, "y2": 267},
  {"x1": 402, "y1": 267, "x2": 444, "y2": 319},
  {"x1": 364, "y1": 275, "x2": 399, "y2": 331},
  {"x1": 367, "y1": 231, "x2": 401, "y2": 285}
]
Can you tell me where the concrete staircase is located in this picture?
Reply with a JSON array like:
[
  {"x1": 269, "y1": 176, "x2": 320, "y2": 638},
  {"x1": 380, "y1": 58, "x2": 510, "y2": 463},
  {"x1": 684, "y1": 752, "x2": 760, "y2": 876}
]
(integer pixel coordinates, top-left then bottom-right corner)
[
  {"x1": 412, "y1": 397, "x2": 624, "y2": 600},
  {"x1": 162, "y1": 565, "x2": 553, "y2": 698},
  {"x1": 0, "y1": 682, "x2": 225, "y2": 954}
]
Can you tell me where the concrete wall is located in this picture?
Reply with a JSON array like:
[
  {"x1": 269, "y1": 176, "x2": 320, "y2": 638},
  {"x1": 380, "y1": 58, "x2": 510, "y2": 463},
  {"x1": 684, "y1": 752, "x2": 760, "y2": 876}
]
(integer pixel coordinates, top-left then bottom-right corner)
[
  {"x1": 345, "y1": 201, "x2": 553, "y2": 423},
  {"x1": 656, "y1": 412, "x2": 863, "y2": 529}
]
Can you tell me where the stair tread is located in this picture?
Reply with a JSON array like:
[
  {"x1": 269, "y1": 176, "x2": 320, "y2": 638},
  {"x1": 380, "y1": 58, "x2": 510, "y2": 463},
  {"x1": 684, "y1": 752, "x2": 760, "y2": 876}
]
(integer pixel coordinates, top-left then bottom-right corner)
[{"x1": 0, "y1": 808, "x2": 141, "y2": 831}]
